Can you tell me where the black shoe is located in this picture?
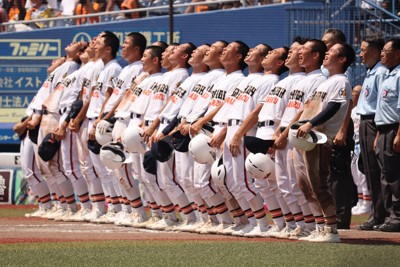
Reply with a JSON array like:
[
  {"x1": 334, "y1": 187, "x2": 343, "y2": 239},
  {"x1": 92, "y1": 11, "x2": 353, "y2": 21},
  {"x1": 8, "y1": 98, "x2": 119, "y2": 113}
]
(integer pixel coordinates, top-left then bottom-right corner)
[
  {"x1": 358, "y1": 220, "x2": 380, "y2": 231},
  {"x1": 373, "y1": 224, "x2": 383, "y2": 231},
  {"x1": 379, "y1": 223, "x2": 400, "y2": 232}
]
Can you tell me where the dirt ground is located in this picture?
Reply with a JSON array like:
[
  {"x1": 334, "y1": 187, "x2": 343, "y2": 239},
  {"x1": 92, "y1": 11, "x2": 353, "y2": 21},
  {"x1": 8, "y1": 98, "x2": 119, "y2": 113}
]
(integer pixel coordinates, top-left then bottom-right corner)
[{"x1": 1, "y1": 205, "x2": 400, "y2": 245}]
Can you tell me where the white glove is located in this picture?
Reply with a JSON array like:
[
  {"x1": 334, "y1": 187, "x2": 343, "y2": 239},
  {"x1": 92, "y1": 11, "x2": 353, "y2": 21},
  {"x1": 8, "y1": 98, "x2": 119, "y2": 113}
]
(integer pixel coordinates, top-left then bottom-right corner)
[{"x1": 97, "y1": 120, "x2": 111, "y2": 134}]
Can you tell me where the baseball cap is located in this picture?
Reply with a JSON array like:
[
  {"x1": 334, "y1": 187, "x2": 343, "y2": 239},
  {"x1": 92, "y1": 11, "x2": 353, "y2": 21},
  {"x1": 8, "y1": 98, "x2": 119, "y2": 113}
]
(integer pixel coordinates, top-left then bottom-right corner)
[
  {"x1": 243, "y1": 136, "x2": 274, "y2": 154},
  {"x1": 38, "y1": 133, "x2": 61, "y2": 162},
  {"x1": 171, "y1": 131, "x2": 191, "y2": 152},
  {"x1": 143, "y1": 150, "x2": 157, "y2": 175},
  {"x1": 87, "y1": 139, "x2": 102, "y2": 155},
  {"x1": 151, "y1": 136, "x2": 174, "y2": 162}
]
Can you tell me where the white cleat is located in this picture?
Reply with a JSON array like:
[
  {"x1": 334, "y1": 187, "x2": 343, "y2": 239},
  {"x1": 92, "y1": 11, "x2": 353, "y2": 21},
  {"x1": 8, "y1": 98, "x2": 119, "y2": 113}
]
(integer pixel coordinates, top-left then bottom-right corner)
[
  {"x1": 308, "y1": 226, "x2": 340, "y2": 243},
  {"x1": 147, "y1": 215, "x2": 179, "y2": 230},
  {"x1": 65, "y1": 208, "x2": 92, "y2": 222},
  {"x1": 207, "y1": 223, "x2": 233, "y2": 235},
  {"x1": 91, "y1": 208, "x2": 117, "y2": 224},
  {"x1": 264, "y1": 225, "x2": 283, "y2": 238},
  {"x1": 288, "y1": 225, "x2": 312, "y2": 240},
  {"x1": 54, "y1": 208, "x2": 76, "y2": 222},
  {"x1": 114, "y1": 211, "x2": 132, "y2": 226},
  {"x1": 197, "y1": 220, "x2": 219, "y2": 234},
  {"x1": 218, "y1": 222, "x2": 246, "y2": 235},
  {"x1": 231, "y1": 224, "x2": 255, "y2": 237},
  {"x1": 45, "y1": 207, "x2": 65, "y2": 220},
  {"x1": 134, "y1": 215, "x2": 161, "y2": 228},
  {"x1": 25, "y1": 207, "x2": 49, "y2": 218},
  {"x1": 82, "y1": 209, "x2": 106, "y2": 222},
  {"x1": 243, "y1": 225, "x2": 271, "y2": 238},
  {"x1": 179, "y1": 221, "x2": 204, "y2": 233},
  {"x1": 275, "y1": 225, "x2": 296, "y2": 239},
  {"x1": 298, "y1": 227, "x2": 322, "y2": 241}
]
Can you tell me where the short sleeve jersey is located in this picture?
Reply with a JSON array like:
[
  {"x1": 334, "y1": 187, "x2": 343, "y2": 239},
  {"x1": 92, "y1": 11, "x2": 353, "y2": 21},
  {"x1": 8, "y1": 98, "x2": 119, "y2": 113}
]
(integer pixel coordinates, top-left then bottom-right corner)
[
  {"x1": 159, "y1": 72, "x2": 206, "y2": 121},
  {"x1": 144, "y1": 68, "x2": 189, "y2": 121},
  {"x1": 81, "y1": 59, "x2": 104, "y2": 104},
  {"x1": 104, "y1": 61, "x2": 143, "y2": 113},
  {"x1": 86, "y1": 59, "x2": 122, "y2": 118},
  {"x1": 182, "y1": 69, "x2": 225, "y2": 122},
  {"x1": 258, "y1": 73, "x2": 304, "y2": 122},
  {"x1": 280, "y1": 69, "x2": 326, "y2": 127},
  {"x1": 300, "y1": 74, "x2": 352, "y2": 139},
  {"x1": 30, "y1": 61, "x2": 79, "y2": 111},
  {"x1": 206, "y1": 70, "x2": 244, "y2": 123},
  {"x1": 356, "y1": 62, "x2": 387, "y2": 116},
  {"x1": 374, "y1": 65, "x2": 400, "y2": 126},
  {"x1": 58, "y1": 68, "x2": 86, "y2": 112}
]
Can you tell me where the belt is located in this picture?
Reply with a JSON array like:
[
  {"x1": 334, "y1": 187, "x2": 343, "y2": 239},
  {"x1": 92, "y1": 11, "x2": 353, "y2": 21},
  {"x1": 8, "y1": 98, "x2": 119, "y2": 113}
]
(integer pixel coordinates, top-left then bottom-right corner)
[
  {"x1": 59, "y1": 107, "x2": 67, "y2": 115},
  {"x1": 257, "y1": 120, "x2": 275, "y2": 127},
  {"x1": 42, "y1": 109, "x2": 48, "y2": 115},
  {"x1": 130, "y1": 112, "x2": 141, "y2": 119},
  {"x1": 376, "y1": 123, "x2": 399, "y2": 132},
  {"x1": 88, "y1": 117, "x2": 98, "y2": 121},
  {"x1": 360, "y1": 114, "x2": 375, "y2": 120},
  {"x1": 145, "y1": 120, "x2": 154, "y2": 127},
  {"x1": 160, "y1": 118, "x2": 171, "y2": 124},
  {"x1": 228, "y1": 119, "x2": 243, "y2": 126}
]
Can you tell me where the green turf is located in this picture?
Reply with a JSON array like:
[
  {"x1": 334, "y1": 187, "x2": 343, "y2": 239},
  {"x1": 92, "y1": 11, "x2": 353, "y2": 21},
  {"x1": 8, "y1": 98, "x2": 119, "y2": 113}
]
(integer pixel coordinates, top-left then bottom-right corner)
[{"x1": 0, "y1": 240, "x2": 399, "y2": 267}]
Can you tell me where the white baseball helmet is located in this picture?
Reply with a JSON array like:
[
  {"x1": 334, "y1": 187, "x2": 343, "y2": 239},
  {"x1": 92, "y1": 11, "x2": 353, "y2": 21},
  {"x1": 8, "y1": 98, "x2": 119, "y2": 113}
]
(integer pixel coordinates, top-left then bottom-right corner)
[
  {"x1": 95, "y1": 125, "x2": 113, "y2": 146},
  {"x1": 211, "y1": 156, "x2": 226, "y2": 187},
  {"x1": 189, "y1": 122, "x2": 214, "y2": 139},
  {"x1": 288, "y1": 121, "x2": 328, "y2": 152},
  {"x1": 121, "y1": 125, "x2": 147, "y2": 153},
  {"x1": 100, "y1": 142, "x2": 132, "y2": 170},
  {"x1": 188, "y1": 133, "x2": 215, "y2": 164},
  {"x1": 245, "y1": 153, "x2": 275, "y2": 180}
]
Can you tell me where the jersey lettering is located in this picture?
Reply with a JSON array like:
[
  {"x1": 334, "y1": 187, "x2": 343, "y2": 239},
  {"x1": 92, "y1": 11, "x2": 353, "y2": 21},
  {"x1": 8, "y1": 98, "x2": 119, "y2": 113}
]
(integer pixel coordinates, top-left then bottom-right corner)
[
  {"x1": 286, "y1": 100, "x2": 301, "y2": 109},
  {"x1": 289, "y1": 89, "x2": 304, "y2": 102},
  {"x1": 310, "y1": 90, "x2": 327, "y2": 102},
  {"x1": 189, "y1": 92, "x2": 199, "y2": 101},
  {"x1": 133, "y1": 86, "x2": 143, "y2": 97},
  {"x1": 243, "y1": 85, "x2": 257, "y2": 97},
  {"x1": 175, "y1": 86, "x2": 187, "y2": 99},
  {"x1": 269, "y1": 86, "x2": 286, "y2": 98},
  {"x1": 211, "y1": 90, "x2": 226, "y2": 100},
  {"x1": 193, "y1": 84, "x2": 206, "y2": 95}
]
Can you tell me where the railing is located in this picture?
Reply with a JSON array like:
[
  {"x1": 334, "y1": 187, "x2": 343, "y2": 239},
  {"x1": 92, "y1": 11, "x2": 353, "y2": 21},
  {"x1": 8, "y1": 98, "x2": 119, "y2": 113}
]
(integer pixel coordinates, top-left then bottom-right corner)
[
  {"x1": 0, "y1": 0, "x2": 259, "y2": 32},
  {"x1": 286, "y1": 0, "x2": 400, "y2": 85}
]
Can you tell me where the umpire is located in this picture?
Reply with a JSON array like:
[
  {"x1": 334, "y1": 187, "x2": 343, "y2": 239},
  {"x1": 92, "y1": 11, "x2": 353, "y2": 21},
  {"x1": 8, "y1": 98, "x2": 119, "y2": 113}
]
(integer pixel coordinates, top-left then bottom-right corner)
[
  {"x1": 356, "y1": 36, "x2": 389, "y2": 231},
  {"x1": 373, "y1": 38, "x2": 400, "y2": 232}
]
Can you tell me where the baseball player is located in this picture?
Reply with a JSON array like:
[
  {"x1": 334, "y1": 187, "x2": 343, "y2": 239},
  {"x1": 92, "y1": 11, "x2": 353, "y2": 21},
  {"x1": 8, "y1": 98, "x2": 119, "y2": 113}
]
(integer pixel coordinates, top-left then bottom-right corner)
[
  {"x1": 29, "y1": 41, "x2": 84, "y2": 220},
  {"x1": 282, "y1": 39, "x2": 328, "y2": 240},
  {"x1": 373, "y1": 38, "x2": 400, "y2": 232},
  {"x1": 296, "y1": 42, "x2": 355, "y2": 242},
  {"x1": 189, "y1": 41, "x2": 249, "y2": 234},
  {"x1": 13, "y1": 59, "x2": 65, "y2": 217},
  {"x1": 143, "y1": 43, "x2": 193, "y2": 230},
  {"x1": 94, "y1": 32, "x2": 146, "y2": 225},
  {"x1": 122, "y1": 45, "x2": 164, "y2": 227},
  {"x1": 154, "y1": 44, "x2": 210, "y2": 231},
  {"x1": 350, "y1": 85, "x2": 372, "y2": 216},
  {"x1": 68, "y1": 37, "x2": 107, "y2": 222},
  {"x1": 177, "y1": 41, "x2": 231, "y2": 233},
  {"x1": 86, "y1": 32, "x2": 122, "y2": 223},
  {"x1": 355, "y1": 36, "x2": 388, "y2": 231},
  {"x1": 227, "y1": 46, "x2": 291, "y2": 238},
  {"x1": 214, "y1": 43, "x2": 269, "y2": 236},
  {"x1": 273, "y1": 37, "x2": 319, "y2": 240}
]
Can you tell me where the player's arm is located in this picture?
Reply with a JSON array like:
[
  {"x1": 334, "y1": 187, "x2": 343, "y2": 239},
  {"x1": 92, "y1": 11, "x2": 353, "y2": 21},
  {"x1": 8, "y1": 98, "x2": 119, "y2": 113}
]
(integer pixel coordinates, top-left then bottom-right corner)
[
  {"x1": 13, "y1": 114, "x2": 33, "y2": 136},
  {"x1": 333, "y1": 99, "x2": 353, "y2": 146},
  {"x1": 229, "y1": 103, "x2": 263, "y2": 157},
  {"x1": 190, "y1": 104, "x2": 224, "y2": 136}
]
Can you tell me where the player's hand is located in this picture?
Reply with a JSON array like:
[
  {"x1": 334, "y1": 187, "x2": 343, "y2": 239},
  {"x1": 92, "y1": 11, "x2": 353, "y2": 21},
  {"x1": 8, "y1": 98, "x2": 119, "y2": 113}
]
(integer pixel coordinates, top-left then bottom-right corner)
[
  {"x1": 373, "y1": 134, "x2": 378, "y2": 151},
  {"x1": 93, "y1": 117, "x2": 102, "y2": 128},
  {"x1": 333, "y1": 130, "x2": 346, "y2": 146},
  {"x1": 69, "y1": 118, "x2": 80, "y2": 133},
  {"x1": 190, "y1": 121, "x2": 203, "y2": 136},
  {"x1": 296, "y1": 122, "x2": 312, "y2": 138},
  {"x1": 180, "y1": 123, "x2": 190, "y2": 136},
  {"x1": 273, "y1": 134, "x2": 288, "y2": 150},
  {"x1": 27, "y1": 116, "x2": 40, "y2": 130},
  {"x1": 229, "y1": 134, "x2": 242, "y2": 157},
  {"x1": 13, "y1": 122, "x2": 26, "y2": 136},
  {"x1": 154, "y1": 132, "x2": 165, "y2": 143},
  {"x1": 143, "y1": 128, "x2": 153, "y2": 143},
  {"x1": 89, "y1": 126, "x2": 96, "y2": 141},
  {"x1": 393, "y1": 134, "x2": 400, "y2": 153},
  {"x1": 210, "y1": 130, "x2": 226, "y2": 149},
  {"x1": 53, "y1": 127, "x2": 66, "y2": 141},
  {"x1": 97, "y1": 120, "x2": 111, "y2": 134}
]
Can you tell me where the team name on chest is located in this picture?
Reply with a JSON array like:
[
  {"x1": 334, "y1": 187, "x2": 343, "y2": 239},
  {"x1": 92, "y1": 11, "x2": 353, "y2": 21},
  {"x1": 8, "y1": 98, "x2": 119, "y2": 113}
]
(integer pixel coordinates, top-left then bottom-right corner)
[
  {"x1": 310, "y1": 90, "x2": 327, "y2": 102},
  {"x1": 211, "y1": 89, "x2": 226, "y2": 100}
]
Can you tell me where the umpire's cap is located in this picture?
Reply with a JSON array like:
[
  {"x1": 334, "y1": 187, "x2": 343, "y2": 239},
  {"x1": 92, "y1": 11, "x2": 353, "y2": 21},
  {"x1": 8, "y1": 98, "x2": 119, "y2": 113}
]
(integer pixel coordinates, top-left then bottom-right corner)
[
  {"x1": 151, "y1": 136, "x2": 174, "y2": 162},
  {"x1": 38, "y1": 133, "x2": 61, "y2": 162},
  {"x1": 243, "y1": 136, "x2": 274, "y2": 155},
  {"x1": 88, "y1": 139, "x2": 102, "y2": 155},
  {"x1": 171, "y1": 131, "x2": 191, "y2": 152},
  {"x1": 143, "y1": 151, "x2": 157, "y2": 175}
]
